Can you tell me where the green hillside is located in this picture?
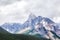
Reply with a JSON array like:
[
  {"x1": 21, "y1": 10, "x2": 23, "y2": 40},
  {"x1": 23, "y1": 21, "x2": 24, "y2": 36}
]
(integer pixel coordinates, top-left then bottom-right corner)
[{"x1": 0, "y1": 33, "x2": 50, "y2": 40}]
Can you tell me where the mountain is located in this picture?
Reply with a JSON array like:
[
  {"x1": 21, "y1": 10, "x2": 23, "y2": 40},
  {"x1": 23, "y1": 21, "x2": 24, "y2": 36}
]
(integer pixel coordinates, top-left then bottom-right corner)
[
  {"x1": 0, "y1": 26, "x2": 10, "y2": 34},
  {"x1": 0, "y1": 23, "x2": 49, "y2": 40},
  {"x1": 0, "y1": 14, "x2": 56, "y2": 34},
  {"x1": 22, "y1": 14, "x2": 36, "y2": 29},
  {"x1": 52, "y1": 23, "x2": 60, "y2": 37},
  {"x1": 1, "y1": 23, "x2": 22, "y2": 33},
  {"x1": 0, "y1": 14, "x2": 60, "y2": 39},
  {"x1": 43, "y1": 17, "x2": 54, "y2": 24},
  {"x1": 0, "y1": 26, "x2": 49, "y2": 40}
]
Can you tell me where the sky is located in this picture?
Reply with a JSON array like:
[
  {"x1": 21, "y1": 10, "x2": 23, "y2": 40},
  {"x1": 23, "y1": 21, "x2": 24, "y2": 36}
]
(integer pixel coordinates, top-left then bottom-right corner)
[{"x1": 0, "y1": 0, "x2": 60, "y2": 25}]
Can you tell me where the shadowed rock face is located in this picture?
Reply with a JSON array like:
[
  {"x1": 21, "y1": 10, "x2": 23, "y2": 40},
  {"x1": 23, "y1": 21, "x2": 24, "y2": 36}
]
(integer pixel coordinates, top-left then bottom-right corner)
[{"x1": 0, "y1": 27, "x2": 9, "y2": 34}]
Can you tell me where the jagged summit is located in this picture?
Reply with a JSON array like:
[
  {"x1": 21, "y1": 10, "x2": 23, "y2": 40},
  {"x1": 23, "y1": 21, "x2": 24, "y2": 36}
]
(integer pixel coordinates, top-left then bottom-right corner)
[
  {"x1": 28, "y1": 13, "x2": 36, "y2": 20},
  {"x1": 0, "y1": 14, "x2": 54, "y2": 33},
  {"x1": 0, "y1": 14, "x2": 60, "y2": 38}
]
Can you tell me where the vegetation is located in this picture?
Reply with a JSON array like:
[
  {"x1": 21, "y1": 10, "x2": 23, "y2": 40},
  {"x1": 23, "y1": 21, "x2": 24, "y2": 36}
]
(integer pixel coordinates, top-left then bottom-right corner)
[{"x1": 0, "y1": 33, "x2": 50, "y2": 40}]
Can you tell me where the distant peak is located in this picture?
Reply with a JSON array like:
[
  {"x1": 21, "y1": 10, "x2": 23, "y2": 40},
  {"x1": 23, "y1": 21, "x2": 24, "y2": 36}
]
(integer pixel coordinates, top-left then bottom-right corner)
[
  {"x1": 28, "y1": 13, "x2": 36, "y2": 21},
  {"x1": 29, "y1": 13, "x2": 36, "y2": 17}
]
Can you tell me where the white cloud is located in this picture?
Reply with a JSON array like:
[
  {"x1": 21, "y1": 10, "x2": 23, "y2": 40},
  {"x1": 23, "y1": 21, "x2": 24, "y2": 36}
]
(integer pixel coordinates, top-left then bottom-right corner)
[
  {"x1": 0, "y1": 0, "x2": 60, "y2": 25},
  {"x1": 52, "y1": 17, "x2": 60, "y2": 23},
  {"x1": 0, "y1": 0, "x2": 21, "y2": 5},
  {"x1": 26, "y1": 0, "x2": 60, "y2": 17},
  {"x1": 0, "y1": 0, "x2": 29, "y2": 25}
]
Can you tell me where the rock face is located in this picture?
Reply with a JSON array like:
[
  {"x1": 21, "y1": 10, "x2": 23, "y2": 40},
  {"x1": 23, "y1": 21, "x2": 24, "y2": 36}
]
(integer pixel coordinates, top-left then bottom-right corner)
[
  {"x1": 1, "y1": 23, "x2": 22, "y2": 33},
  {"x1": 0, "y1": 26, "x2": 9, "y2": 34},
  {"x1": 0, "y1": 14, "x2": 60, "y2": 39}
]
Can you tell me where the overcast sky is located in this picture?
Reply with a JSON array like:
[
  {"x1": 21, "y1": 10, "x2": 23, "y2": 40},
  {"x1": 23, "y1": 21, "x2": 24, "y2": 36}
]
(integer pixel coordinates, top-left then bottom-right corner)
[{"x1": 0, "y1": 0, "x2": 60, "y2": 25}]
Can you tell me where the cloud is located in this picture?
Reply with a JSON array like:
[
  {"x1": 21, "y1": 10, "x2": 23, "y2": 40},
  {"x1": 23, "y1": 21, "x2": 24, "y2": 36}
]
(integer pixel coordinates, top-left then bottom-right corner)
[
  {"x1": 0, "y1": 0, "x2": 21, "y2": 5},
  {"x1": 0, "y1": 0, "x2": 29, "y2": 25},
  {"x1": 25, "y1": 0, "x2": 60, "y2": 17},
  {"x1": 0, "y1": 0, "x2": 60, "y2": 25}
]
